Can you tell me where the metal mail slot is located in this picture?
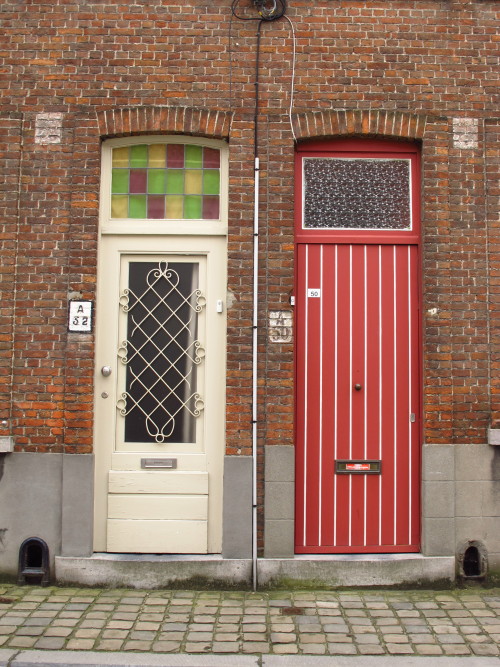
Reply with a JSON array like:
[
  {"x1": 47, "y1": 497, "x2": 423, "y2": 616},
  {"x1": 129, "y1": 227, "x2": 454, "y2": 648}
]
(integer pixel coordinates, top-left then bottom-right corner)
[
  {"x1": 335, "y1": 460, "x2": 381, "y2": 475},
  {"x1": 141, "y1": 458, "x2": 177, "y2": 469}
]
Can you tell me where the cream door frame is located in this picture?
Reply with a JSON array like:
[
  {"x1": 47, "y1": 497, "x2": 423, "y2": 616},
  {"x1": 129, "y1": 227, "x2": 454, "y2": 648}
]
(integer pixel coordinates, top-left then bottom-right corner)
[{"x1": 94, "y1": 136, "x2": 228, "y2": 554}]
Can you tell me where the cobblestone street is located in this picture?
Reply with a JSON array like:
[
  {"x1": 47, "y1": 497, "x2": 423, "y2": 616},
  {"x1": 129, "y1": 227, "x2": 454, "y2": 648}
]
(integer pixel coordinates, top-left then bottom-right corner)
[{"x1": 1, "y1": 584, "x2": 500, "y2": 660}]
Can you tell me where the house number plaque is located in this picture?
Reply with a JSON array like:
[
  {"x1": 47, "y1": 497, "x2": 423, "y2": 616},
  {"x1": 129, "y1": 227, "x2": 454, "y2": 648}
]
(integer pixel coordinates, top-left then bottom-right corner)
[{"x1": 68, "y1": 301, "x2": 93, "y2": 333}]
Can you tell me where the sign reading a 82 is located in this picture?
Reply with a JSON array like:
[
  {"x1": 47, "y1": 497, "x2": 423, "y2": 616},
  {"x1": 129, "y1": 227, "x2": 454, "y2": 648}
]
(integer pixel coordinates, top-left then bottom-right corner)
[{"x1": 68, "y1": 301, "x2": 93, "y2": 332}]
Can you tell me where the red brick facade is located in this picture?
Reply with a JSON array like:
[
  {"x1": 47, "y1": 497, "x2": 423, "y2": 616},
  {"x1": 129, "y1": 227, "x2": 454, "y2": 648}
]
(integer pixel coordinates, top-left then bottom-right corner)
[{"x1": 0, "y1": 0, "x2": 499, "y2": 569}]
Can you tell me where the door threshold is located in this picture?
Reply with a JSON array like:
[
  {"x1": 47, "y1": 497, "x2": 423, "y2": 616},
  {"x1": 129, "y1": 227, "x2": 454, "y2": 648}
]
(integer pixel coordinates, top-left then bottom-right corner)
[
  {"x1": 85, "y1": 552, "x2": 226, "y2": 562},
  {"x1": 258, "y1": 554, "x2": 455, "y2": 589}
]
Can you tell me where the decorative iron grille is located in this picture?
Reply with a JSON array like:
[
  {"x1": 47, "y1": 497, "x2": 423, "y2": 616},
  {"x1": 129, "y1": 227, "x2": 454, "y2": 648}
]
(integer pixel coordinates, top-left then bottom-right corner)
[{"x1": 116, "y1": 261, "x2": 205, "y2": 443}]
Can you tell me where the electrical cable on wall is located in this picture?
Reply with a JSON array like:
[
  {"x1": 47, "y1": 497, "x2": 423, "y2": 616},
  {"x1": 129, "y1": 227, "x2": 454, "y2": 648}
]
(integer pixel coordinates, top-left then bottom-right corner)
[
  {"x1": 284, "y1": 14, "x2": 297, "y2": 142},
  {"x1": 230, "y1": 0, "x2": 293, "y2": 591},
  {"x1": 231, "y1": 0, "x2": 296, "y2": 142},
  {"x1": 231, "y1": 0, "x2": 287, "y2": 21}
]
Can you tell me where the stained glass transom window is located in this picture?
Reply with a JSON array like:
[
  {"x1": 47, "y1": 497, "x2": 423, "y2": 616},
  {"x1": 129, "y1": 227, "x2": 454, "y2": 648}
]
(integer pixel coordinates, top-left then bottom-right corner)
[
  {"x1": 303, "y1": 158, "x2": 411, "y2": 230},
  {"x1": 111, "y1": 144, "x2": 220, "y2": 220}
]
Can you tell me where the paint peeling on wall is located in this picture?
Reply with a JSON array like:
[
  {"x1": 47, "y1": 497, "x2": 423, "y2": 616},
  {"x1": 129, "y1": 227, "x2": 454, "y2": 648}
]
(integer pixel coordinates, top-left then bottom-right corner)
[
  {"x1": 35, "y1": 113, "x2": 64, "y2": 144},
  {"x1": 453, "y1": 118, "x2": 479, "y2": 149},
  {"x1": 269, "y1": 310, "x2": 293, "y2": 343}
]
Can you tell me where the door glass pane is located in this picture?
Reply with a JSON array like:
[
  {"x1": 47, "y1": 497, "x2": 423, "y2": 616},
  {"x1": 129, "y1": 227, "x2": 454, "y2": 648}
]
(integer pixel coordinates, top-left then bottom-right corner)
[
  {"x1": 147, "y1": 170, "x2": 167, "y2": 194},
  {"x1": 130, "y1": 144, "x2": 148, "y2": 168},
  {"x1": 111, "y1": 195, "x2": 128, "y2": 218},
  {"x1": 117, "y1": 261, "x2": 205, "y2": 444},
  {"x1": 129, "y1": 195, "x2": 147, "y2": 218},
  {"x1": 303, "y1": 158, "x2": 411, "y2": 230},
  {"x1": 110, "y1": 144, "x2": 221, "y2": 221}
]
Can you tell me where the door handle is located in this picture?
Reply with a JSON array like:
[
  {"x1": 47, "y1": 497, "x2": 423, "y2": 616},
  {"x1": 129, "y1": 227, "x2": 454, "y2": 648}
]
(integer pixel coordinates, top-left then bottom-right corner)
[
  {"x1": 101, "y1": 366, "x2": 112, "y2": 377},
  {"x1": 354, "y1": 384, "x2": 362, "y2": 391}
]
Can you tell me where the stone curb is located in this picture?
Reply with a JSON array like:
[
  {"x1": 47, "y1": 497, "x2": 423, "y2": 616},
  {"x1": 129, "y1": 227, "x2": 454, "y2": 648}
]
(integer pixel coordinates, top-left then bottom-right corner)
[
  {"x1": 0, "y1": 650, "x2": 17, "y2": 667},
  {"x1": 4, "y1": 650, "x2": 500, "y2": 667},
  {"x1": 2, "y1": 650, "x2": 259, "y2": 666},
  {"x1": 263, "y1": 657, "x2": 500, "y2": 666}
]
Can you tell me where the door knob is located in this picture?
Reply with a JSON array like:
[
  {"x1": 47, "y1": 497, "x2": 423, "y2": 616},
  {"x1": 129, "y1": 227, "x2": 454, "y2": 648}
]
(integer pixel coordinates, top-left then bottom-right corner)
[
  {"x1": 354, "y1": 383, "x2": 362, "y2": 391},
  {"x1": 101, "y1": 366, "x2": 112, "y2": 377}
]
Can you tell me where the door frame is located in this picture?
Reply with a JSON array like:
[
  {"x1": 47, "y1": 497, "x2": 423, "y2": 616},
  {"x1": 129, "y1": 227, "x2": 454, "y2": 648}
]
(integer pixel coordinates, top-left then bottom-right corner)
[
  {"x1": 294, "y1": 137, "x2": 423, "y2": 553},
  {"x1": 93, "y1": 136, "x2": 228, "y2": 554}
]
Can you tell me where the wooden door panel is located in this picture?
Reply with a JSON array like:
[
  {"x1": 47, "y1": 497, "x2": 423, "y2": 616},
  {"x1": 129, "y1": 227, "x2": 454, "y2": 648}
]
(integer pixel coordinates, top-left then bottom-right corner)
[
  {"x1": 295, "y1": 243, "x2": 420, "y2": 553},
  {"x1": 94, "y1": 235, "x2": 226, "y2": 554}
]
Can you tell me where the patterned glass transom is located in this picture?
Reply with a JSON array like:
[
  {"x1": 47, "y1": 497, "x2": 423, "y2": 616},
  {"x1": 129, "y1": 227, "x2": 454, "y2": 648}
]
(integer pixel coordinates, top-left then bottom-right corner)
[
  {"x1": 111, "y1": 144, "x2": 220, "y2": 220},
  {"x1": 303, "y1": 158, "x2": 411, "y2": 230},
  {"x1": 117, "y1": 261, "x2": 205, "y2": 444}
]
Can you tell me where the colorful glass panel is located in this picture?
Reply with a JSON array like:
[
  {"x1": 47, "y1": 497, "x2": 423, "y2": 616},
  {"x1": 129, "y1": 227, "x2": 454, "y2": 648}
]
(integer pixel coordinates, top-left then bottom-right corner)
[
  {"x1": 167, "y1": 144, "x2": 184, "y2": 168},
  {"x1": 111, "y1": 195, "x2": 128, "y2": 218},
  {"x1": 129, "y1": 195, "x2": 147, "y2": 218},
  {"x1": 110, "y1": 144, "x2": 221, "y2": 220},
  {"x1": 185, "y1": 145, "x2": 203, "y2": 168},
  {"x1": 202, "y1": 196, "x2": 220, "y2": 220},
  {"x1": 185, "y1": 170, "x2": 203, "y2": 195},
  {"x1": 130, "y1": 145, "x2": 148, "y2": 168},
  {"x1": 185, "y1": 196, "x2": 202, "y2": 219},
  {"x1": 203, "y1": 170, "x2": 220, "y2": 195},
  {"x1": 148, "y1": 195, "x2": 165, "y2": 219},
  {"x1": 148, "y1": 170, "x2": 167, "y2": 194},
  {"x1": 148, "y1": 144, "x2": 166, "y2": 168},
  {"x1": 203, "y1": 147, "x2": 220, "y2": 169},
  {"x1": 129, "y1": 169, "x2": 147, "y2": 194},
  {"x1": 165, "y1": 196, "x2": 184, "y2": 219},
  {"x1": 166, "y1": 170, "x2": 184, "y2": 194},
  {"x1": 112, "y1": 146, "x2": 129, "y2": 168},
  {"x1": 112, "y1": 169, "x2": 129, "y2": 194}
]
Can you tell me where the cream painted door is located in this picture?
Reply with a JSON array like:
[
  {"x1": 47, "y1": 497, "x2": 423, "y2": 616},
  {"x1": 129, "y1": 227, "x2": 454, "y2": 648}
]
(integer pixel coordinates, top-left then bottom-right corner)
[{"x1": 94, "y1": 235, "x2": 226, "y2": 553}]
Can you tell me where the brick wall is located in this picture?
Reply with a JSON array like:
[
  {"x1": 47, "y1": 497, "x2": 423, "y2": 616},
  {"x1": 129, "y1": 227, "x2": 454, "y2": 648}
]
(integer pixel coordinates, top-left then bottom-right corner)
[{"x1": 1, "y1": 0, "x2": 498, "y2": 465}]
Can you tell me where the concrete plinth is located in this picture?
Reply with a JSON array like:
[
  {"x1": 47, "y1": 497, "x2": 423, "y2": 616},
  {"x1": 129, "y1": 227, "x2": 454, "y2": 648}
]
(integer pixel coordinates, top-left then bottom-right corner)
[
  {"x1": 56, "y1": 553, "x2": 455, "y2": 589},
  {"x1": 257, "y1": 554, "x2": 455, "y2": 589},
  {"x1": 55, "y1": 554, "x2": 252, "y2": 589}
]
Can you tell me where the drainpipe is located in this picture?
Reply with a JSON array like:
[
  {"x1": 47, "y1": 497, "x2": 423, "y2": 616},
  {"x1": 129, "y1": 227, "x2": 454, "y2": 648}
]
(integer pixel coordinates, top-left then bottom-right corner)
[
  {"x1": 241, "y1": 0, "x2": 288, "y2": 592},
  {"x1": 251, "y1": 17, "x2": 264, "y2": 593},
  {"x1": 252, "y1": 154, "x2": 259, "y2": 591}
]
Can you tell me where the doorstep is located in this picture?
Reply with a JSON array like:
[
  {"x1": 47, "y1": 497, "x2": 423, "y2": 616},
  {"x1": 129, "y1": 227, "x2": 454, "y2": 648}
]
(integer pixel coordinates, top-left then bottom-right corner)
[
  {"x1": 257, "y1": 553, "x2": 455, "y2": 588},
  {"x1": 55, "y1": 553, "x2": 455, "y2": 589},
  {"x1": 55, "y1": 554, "x2": 251, "y2": 589}
]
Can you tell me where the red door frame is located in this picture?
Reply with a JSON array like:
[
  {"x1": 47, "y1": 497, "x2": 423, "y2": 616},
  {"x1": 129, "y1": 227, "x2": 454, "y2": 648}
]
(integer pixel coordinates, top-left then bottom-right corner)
[{"x1": 294, "y1": 138, "x2": 422, "y2": 553}]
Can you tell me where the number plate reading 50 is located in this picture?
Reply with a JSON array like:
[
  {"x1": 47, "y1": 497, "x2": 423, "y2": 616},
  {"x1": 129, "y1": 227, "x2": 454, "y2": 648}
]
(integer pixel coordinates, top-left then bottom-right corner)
[{"x1": 307, "y1": 288, "x2": 321, "y2": 298}]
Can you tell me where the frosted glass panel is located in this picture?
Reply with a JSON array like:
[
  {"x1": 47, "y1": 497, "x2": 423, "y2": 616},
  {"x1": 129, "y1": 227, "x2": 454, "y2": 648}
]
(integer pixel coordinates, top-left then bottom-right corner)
[{"x1": 303, "y1": 158, "x2": 411, "y2": 230}]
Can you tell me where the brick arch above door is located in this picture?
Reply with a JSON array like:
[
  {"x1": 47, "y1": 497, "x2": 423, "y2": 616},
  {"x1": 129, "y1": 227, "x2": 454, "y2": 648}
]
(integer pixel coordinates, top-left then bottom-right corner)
[
  {"x1": 291, "y1": 110, "x2": 428, "y2": 142},
  {"x1": 96, "y1": 106, "x2": 233, "y2": 140}
]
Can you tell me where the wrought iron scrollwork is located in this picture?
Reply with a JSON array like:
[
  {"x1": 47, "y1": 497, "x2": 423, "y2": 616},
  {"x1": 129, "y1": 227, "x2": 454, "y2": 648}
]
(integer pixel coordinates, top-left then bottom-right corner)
[{"x1": 117, "y1": 261, "x2": 205, "y2": 443}]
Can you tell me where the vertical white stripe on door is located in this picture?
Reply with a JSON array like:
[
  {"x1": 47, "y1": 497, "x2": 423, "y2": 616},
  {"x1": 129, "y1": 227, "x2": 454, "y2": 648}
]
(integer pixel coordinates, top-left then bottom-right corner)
[
  {"x1": 348, "y1": 244, "x2": 353, "y2": 547},
  {"x1": 318, "y1": 245, "x2": 324, "y2": 545},
  {"x1": 333, "y1": 245, "x2": 338, "y2": 547},
  {"x1": 363, "y1": 245, "x2": 368, "y2": 547},
  {"x1": 378, "y1": 245, "x2": 383, "y2": 546},
  {"x1": 408, "y1": 245, "x2": 412, "y2": 544},
  {"x1": 303, "y1": 245, "x2": 309, "y2": 545},
  {"x1": 393, "y1": 245, "x2": 398, "y2": 546}
]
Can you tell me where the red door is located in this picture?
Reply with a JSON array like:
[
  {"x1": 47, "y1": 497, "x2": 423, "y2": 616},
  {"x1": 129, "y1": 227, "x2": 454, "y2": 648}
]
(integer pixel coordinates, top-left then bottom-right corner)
[
  {"x1": 295, "y1": 139, "x2": 421, "y2": 553},
  {"x1": 295, "y1": 243, "x2": 420, "y2": 552}
]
